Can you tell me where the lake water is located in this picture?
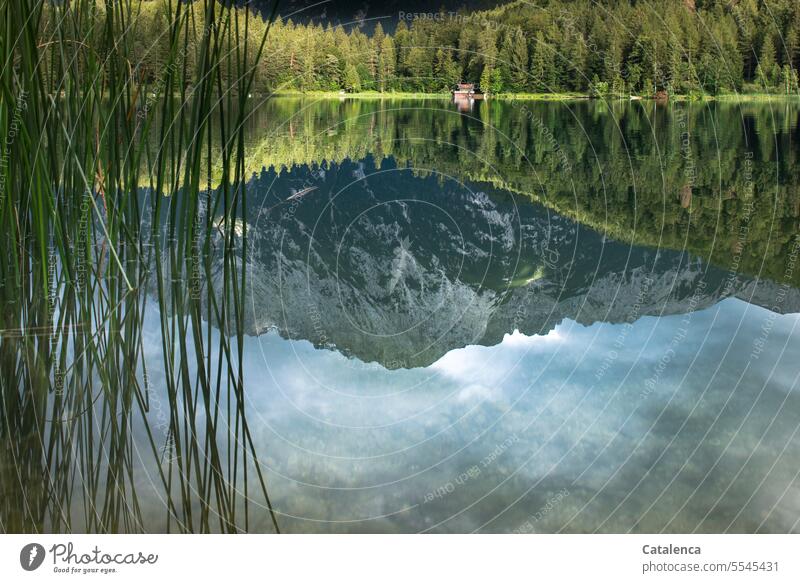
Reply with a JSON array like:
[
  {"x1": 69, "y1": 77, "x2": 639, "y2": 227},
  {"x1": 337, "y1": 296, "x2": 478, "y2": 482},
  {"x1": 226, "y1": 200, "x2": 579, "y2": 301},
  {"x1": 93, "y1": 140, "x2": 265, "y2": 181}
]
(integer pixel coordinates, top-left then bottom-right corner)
[{"x1": 134, "y1": 98, "x2": 800, "y2": 532}]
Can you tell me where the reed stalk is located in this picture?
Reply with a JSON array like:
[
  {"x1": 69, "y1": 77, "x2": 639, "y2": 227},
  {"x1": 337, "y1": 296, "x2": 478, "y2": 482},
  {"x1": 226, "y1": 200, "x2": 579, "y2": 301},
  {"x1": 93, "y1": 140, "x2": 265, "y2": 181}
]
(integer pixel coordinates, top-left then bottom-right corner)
[{"x1": 0, "y1": 0, "x2": 280, "y2": 533}]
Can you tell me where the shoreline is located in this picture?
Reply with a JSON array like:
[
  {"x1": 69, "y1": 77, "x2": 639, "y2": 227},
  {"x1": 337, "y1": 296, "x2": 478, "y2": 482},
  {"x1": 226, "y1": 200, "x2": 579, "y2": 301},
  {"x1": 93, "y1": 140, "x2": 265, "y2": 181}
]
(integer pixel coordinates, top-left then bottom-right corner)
[{"x1": 271, "y1": 90, "x2": 800, "y2": 102}]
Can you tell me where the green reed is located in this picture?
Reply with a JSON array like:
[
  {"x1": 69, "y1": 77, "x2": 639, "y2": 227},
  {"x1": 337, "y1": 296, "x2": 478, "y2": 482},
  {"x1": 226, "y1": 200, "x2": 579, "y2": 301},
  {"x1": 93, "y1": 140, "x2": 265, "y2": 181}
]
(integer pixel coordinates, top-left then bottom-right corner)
[{"x1": 0, "y1": 0, "x2": 280, "y2": 533}]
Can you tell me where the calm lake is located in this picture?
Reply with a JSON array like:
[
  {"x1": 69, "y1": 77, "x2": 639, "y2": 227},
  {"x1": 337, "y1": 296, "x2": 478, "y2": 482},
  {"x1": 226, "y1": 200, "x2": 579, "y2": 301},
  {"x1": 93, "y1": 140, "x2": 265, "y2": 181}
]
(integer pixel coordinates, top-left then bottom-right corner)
[{"x1": 132, "y1": 97, "x2": 800, "y2": 533}]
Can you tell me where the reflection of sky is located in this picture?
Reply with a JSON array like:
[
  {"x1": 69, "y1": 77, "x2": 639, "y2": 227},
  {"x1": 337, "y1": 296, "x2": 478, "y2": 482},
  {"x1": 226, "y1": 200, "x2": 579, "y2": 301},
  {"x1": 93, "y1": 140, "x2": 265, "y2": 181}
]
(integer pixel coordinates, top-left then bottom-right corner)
[{"x1": 136, "y1": 297, "x2": 800, "y2": 533}]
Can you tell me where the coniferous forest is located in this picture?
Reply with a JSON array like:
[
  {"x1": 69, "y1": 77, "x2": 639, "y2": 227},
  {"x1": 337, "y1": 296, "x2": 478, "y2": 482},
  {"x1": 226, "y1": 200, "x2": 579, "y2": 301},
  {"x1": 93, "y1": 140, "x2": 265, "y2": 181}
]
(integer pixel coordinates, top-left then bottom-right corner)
[{"x1": 40, "y1": 0, "x2": 800, "y2": 96}]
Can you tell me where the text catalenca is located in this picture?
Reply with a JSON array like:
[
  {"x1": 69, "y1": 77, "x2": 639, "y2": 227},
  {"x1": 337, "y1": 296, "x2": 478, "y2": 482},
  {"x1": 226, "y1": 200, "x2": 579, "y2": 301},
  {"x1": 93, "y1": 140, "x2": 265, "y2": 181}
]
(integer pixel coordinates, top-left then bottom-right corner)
[{"x1": 642, "y1": 545, "x2": 701, "y2": 555}]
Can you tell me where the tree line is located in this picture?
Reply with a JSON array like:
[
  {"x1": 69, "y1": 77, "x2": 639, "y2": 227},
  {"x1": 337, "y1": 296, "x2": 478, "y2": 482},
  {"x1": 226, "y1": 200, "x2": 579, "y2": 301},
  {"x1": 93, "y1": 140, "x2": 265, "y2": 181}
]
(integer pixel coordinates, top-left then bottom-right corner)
[{"x1": 40, "y1": 0, "x2": 800, "y2": 95}]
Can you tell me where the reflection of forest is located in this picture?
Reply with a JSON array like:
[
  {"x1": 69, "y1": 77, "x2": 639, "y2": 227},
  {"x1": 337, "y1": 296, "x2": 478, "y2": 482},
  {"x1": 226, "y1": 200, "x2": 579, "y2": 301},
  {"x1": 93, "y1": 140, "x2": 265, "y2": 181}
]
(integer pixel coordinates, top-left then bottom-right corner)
[{"x1": 167, "y1": 98, "x2": 800, "y2": 286}]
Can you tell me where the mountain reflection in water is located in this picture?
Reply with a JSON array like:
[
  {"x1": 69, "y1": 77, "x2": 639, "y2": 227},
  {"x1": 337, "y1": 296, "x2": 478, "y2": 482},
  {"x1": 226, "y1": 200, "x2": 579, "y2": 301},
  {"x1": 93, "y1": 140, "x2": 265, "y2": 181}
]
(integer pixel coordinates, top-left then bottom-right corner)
[
  {"x1": 133, "y1": 124, "x2": 800, "y2": 531},
  {"x1": 231, "y1": 155, "x2": 800, "y2": 369}
]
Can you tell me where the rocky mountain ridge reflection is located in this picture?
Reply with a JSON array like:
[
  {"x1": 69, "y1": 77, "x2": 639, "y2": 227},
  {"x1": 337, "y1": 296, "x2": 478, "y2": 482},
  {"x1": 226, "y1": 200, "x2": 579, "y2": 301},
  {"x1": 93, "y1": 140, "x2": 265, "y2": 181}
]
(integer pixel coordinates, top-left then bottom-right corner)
[{"x1": 224, "y1": 156, "x2": 800, "y2": 369}]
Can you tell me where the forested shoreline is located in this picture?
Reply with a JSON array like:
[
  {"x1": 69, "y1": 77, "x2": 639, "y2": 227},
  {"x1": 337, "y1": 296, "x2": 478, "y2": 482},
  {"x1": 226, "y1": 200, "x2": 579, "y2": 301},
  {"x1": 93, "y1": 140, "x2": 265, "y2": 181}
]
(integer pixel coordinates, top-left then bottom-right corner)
[{"x1": 39, "y1": 0, "x2": 800, "y2": 97}]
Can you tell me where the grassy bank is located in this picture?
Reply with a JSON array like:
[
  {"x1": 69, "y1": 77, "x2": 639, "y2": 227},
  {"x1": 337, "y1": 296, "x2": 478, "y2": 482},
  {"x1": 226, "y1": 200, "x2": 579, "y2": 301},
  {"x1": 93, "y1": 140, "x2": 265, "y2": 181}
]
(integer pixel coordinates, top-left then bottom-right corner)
[
  {"x1": 271, "y1": 90, "x2": 799, "y2": 102},
  {"x1": 273, "y1": 90, "x2": 587, "y2": 100},
  {"x1": 709, "y1": 93, "x2": 800, "y2": 101},
  {"x1": 272, "y1": 90, "x2": 450, "y2": 99},
  {"x1": 492, "y1": 92, "x2": 590, "y2": 100}
]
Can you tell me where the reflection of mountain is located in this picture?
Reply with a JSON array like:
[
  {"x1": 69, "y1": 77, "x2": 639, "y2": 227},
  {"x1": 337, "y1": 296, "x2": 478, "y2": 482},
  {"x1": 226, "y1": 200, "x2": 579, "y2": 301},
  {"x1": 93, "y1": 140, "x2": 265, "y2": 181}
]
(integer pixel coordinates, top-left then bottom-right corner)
[
  {"x1": 182, "y1": 98, "x2": 800, "y2": 287},
  {"x1": 228, "y1": 157, "x2": 800, "y2": 369}
]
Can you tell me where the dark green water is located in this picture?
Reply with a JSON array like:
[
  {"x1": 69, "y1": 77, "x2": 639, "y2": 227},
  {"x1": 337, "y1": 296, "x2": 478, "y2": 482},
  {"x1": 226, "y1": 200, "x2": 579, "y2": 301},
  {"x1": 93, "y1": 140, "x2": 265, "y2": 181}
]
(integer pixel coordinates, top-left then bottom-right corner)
[{"x1": 134, "y1": 97, "x2": 800, "y2": 532}]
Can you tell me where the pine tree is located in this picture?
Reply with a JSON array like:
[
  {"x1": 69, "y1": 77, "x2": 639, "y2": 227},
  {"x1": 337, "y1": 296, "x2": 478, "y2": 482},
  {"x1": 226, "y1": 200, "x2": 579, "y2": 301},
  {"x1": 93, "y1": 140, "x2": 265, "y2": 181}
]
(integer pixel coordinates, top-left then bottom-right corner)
[
  {"x1": 434, "y1": 48, "x2": 460, "y2": 91},
  {"x1": 781, "y1": 64, "x2": 797, "y2": 94},
  {"x1": 757, "y1": 35, "x2": 779, "y2": 89},
  {"x1": 300, "y1": 30, "x2": 316, "y2": 91},
  {"x1": 627, "y1": 35, "x2": 656, "y2": 94},
  {"x1": 406, "y1": 46, "x2": 432, "y2": 91},
  {"x1": 365, "y1": 23, "x2": 384, "y2": 86},
  {"x1": 344, "y1": 63, "x2": 361, "y2": 92},
  {"x1": 667, "y1": 42, "x2": 683, "y2": 94},
  {"x1": 529, "y1": 33, "x2": 553, "y2": 93},
  {"x1": 735, "y1": 0, "x2": 759, "y2": 79},
  {"x1": 321, "y1": 53, "x2": 341, "y2": 90},
  {"x1": 394, "y1": 21, "x2": 411, "y2": 80},
  {"x1": 444, "y1": 53, "x2": 461, "y2": 90},
  {"x1": 477, "y1": 27, "x2": 497, "y2": 93},
  {"x1": 500, "y1": 27, "x2": 528, "y2": 92},
  {"x1": 378, "y1": 36, "x2": 395, "y2": 92},
  {"x1": 457, "y1": 27, "x2": 476, "y2": 79},
  {"x1": 563, "y1": 31, "x2": 587, "y2": 91},
  {"x1": 373, "y1": 22, "x2": 385, "y2": 49},
  {"x1": 790, "y1": 9, "x2": 800, "y2": 71}
]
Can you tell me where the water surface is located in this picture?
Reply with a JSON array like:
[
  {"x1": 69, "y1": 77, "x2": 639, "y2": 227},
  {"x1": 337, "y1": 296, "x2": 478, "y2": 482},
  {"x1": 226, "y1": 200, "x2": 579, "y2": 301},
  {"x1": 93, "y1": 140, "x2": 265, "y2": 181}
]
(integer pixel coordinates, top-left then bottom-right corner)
[{"x1": 107, "y1": 98, "x2": 800, "y2": 531}]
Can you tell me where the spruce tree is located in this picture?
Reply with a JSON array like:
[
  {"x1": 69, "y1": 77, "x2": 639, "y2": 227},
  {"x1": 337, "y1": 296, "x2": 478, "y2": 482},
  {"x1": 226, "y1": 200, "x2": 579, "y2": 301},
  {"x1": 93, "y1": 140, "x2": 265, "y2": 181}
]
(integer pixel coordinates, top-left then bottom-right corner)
[
  {"x1": 344, "y1": 63, "x2": 361, "y2": 92},
  {"x1": 500, "y1": 27, "x2": 528, "y2": 92},
  {"x1": 529, "y1": 33, "x2": 553, "y2": 93},
  {"x1": 378, "y1": 36, "x2": 395, "y2": 92},
  {"x1": 477, "y1": 27, "x2": 497, "y2": 93},
  {"x1": 757, "y1": 35, "x2": 778, "y2": 89}
]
